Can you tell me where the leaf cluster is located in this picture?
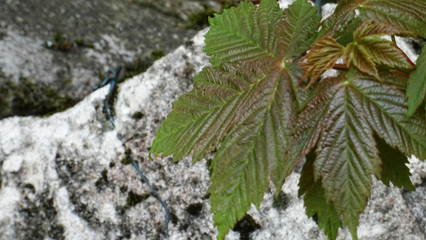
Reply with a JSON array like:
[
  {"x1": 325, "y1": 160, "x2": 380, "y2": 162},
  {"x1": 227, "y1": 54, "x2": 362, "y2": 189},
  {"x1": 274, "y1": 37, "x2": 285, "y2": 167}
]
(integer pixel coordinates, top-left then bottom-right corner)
[{"x1": 150, "y1": 0, "x2": 426, "y2": 239}]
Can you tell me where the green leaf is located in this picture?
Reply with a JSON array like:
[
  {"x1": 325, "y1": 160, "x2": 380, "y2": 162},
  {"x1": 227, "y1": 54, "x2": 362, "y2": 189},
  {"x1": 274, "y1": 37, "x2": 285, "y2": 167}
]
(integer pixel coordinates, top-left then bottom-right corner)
[
  {"x1": 334, "y1": 17, "x2": 363, "y2": 46},
  {"x1": 319, "y1": 0, "x2": 426, "y2": 41},
  {"x1": 343, "y1": 41, "x2": 381, "y2": 80},
  {"x1": 316, "y1": 3, "x2": 357, "y2": 42},
  {"x1": 204, "y1": 0, "x2": 320, "y2": 67},
  {"x1": 350, "y1": 70, "x2": 426, "y2": 160},
  {"x1": 375, "y1": 135, "x2": 415, "y2": 191},
  {"x1": 407, "y1": 46, "x2": 426, "y2": 117},
  {"x1": 286, "y1": 63, "x2": 312, "y2": 110},
  {"x1": 150, "y1": 62, "x2": 260, "y2": 163},
  {"x1": 151, "y1": 1, "x2": 426, "y2": 240},
  {"x1": 302, "y1": 36, "x2": 344, "y2": 86},
  {"x1": 204, "y1": 0, "x2": 285, "y2": 66},
  {"x1": 359, "y1": 0, "x2": 426, "y2": 38},
  {"x1": 358, "y1": 36, "x2": 414, "y2": 70},
  {"x1": 288, "y1": 78, "x2": 340, "y2": 171},
  {"x1": 206, "y1": 60, "x2": 301, "y2": 239},
  {"x1": 299, "y1": 148, "x2": 342, "y2": 240},
  {"x1": 312, "y1": 75, "x2": 380, "y2": 239},
  {"x1": 353, "y1": 20, "x2": 408, "y2": 39},
  {"x1": 333, "y1": 0, "x2": 356, "y2": 12},
  {"x1": 151, "y1": 1, "x2": 320, "y2": 239},
  {"x1": 292, "y1": 69, "x2": 426, "y2": 239},
  {"x1": 343, "y1": 21, "x2": 414, "y2": 80},
  {"x1": 281, "y1": 0, "x2": 321, "y2": 60}
]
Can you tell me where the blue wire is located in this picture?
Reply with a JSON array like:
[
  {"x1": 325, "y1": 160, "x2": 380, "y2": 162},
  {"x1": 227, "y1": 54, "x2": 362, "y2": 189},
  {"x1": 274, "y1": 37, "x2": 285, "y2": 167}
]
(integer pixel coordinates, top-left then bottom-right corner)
[
  {"x1": 104, "y1": 80, "x2": 117, "y2": 127},
  {"x1": 130, "y1": 155, "x2": 170, "y2": 239},
  {"x1": 94, "y1": 67, "x2": 170, "y2": 236},
  {"x1": 93, "y1": 66, "x2": 121, "y2": 127}
]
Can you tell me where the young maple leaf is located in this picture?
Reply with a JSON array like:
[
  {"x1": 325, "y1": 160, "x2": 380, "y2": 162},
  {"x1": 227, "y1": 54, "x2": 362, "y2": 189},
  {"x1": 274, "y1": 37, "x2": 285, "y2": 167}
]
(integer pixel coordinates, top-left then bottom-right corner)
[
  {"x1": 150, "y1": 0, "x2": 426, "y2": 240},
  {"x1": 318, "y1": 0, "x2": 426, "y2": 41},
  {"x1": 302, "y1": 36, "x2": 344, "y2": 87},
  {"x1": 342, "y1": 20, "x2": 414, "y2": 80},
  {"x1": 407, "y1": 46, "x2": 426, "y2": 117},
  {"x1": 293, "y1": 69, "x2": 426, "y2": 240},
  {"x1": 151, "y1": 0, "x2": 320, "y2": 239}
]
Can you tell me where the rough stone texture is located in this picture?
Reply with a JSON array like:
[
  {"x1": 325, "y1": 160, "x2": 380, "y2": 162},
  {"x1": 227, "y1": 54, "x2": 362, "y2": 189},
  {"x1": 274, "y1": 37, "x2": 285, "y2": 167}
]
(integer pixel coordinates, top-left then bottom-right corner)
[
  {"x1": 0, "y1": 29, "x2": 212, "y2": 240},
  {"x1": 1, "y1": 1, "x2": 425, "y2": 240},
  {"x1": 0, "y1": 0, "x2": 233, "y2": 119}
]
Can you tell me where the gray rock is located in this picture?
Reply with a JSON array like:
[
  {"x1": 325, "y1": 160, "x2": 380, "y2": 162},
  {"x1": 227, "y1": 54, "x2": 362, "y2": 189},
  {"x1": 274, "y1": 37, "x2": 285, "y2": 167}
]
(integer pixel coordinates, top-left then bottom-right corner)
[
  {"x1": 0, "y1": 0, "x2": 234, "y2": 119},
  {"x1": 0, "y1": 29, "x2": 212, "y2": 240},
  {"x1": 1, "y1": 1, "x2": 425, "y2": 240}
]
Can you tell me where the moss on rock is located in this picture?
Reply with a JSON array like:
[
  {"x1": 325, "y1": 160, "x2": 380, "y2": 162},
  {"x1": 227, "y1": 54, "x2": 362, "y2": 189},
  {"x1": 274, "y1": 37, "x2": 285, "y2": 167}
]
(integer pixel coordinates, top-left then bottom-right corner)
[{"x1": 0, "y1": 77, "x2": 78, "y2": 119}]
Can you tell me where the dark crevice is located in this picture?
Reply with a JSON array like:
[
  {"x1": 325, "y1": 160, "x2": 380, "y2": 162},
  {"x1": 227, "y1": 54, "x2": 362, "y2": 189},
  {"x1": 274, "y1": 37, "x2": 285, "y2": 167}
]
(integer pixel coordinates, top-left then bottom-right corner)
[
  {"x1": 232, "y1": 214, "x2": 261, "y2": 240},
  {"x1": 17, "y1": 190, "x2": 65, "y2": 240}
]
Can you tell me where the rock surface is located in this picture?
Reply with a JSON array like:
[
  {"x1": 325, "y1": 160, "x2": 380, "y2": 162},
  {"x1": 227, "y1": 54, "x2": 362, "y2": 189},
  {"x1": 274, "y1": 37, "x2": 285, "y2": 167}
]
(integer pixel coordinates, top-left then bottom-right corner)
[
  {"x1": 1, "y1": 1, "x2": 425, "y2": 240},
  {"x1": 0, "y1": 0, "x2": 233, "y2": 119}
]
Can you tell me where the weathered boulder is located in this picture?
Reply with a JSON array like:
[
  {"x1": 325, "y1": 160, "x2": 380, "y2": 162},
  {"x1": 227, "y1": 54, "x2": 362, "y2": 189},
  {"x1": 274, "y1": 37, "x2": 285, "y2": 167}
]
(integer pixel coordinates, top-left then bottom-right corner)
[
  {"x1": 0, "y1": 1, "x2": 425, "y2": 240},
  {"x1": 0, "y1": 0, "x2": 230, "y2": 119}
]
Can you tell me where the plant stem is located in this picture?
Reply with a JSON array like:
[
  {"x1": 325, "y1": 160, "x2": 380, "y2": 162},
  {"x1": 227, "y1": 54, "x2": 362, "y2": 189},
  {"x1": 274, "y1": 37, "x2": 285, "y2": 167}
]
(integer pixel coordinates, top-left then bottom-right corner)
[{"x1": 332, "y1": 64, "x2": 349, "y2": 71}]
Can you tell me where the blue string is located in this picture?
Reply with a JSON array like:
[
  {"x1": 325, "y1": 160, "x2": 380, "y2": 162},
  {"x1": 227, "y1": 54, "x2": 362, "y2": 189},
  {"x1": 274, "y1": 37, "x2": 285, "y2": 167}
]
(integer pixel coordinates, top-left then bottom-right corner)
[
  {"x1": 94, "y1": 67, "x2": 170, "y2": 237},
  {"x1": 93, "y1": 66, "x2": 121, "y2": 127},
  {"x1": 104, "y1": 79, "x2": 117, "y2": 127},
  {"x1": 130, "y1": 155, "x2": 170, "y2": 238}
]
